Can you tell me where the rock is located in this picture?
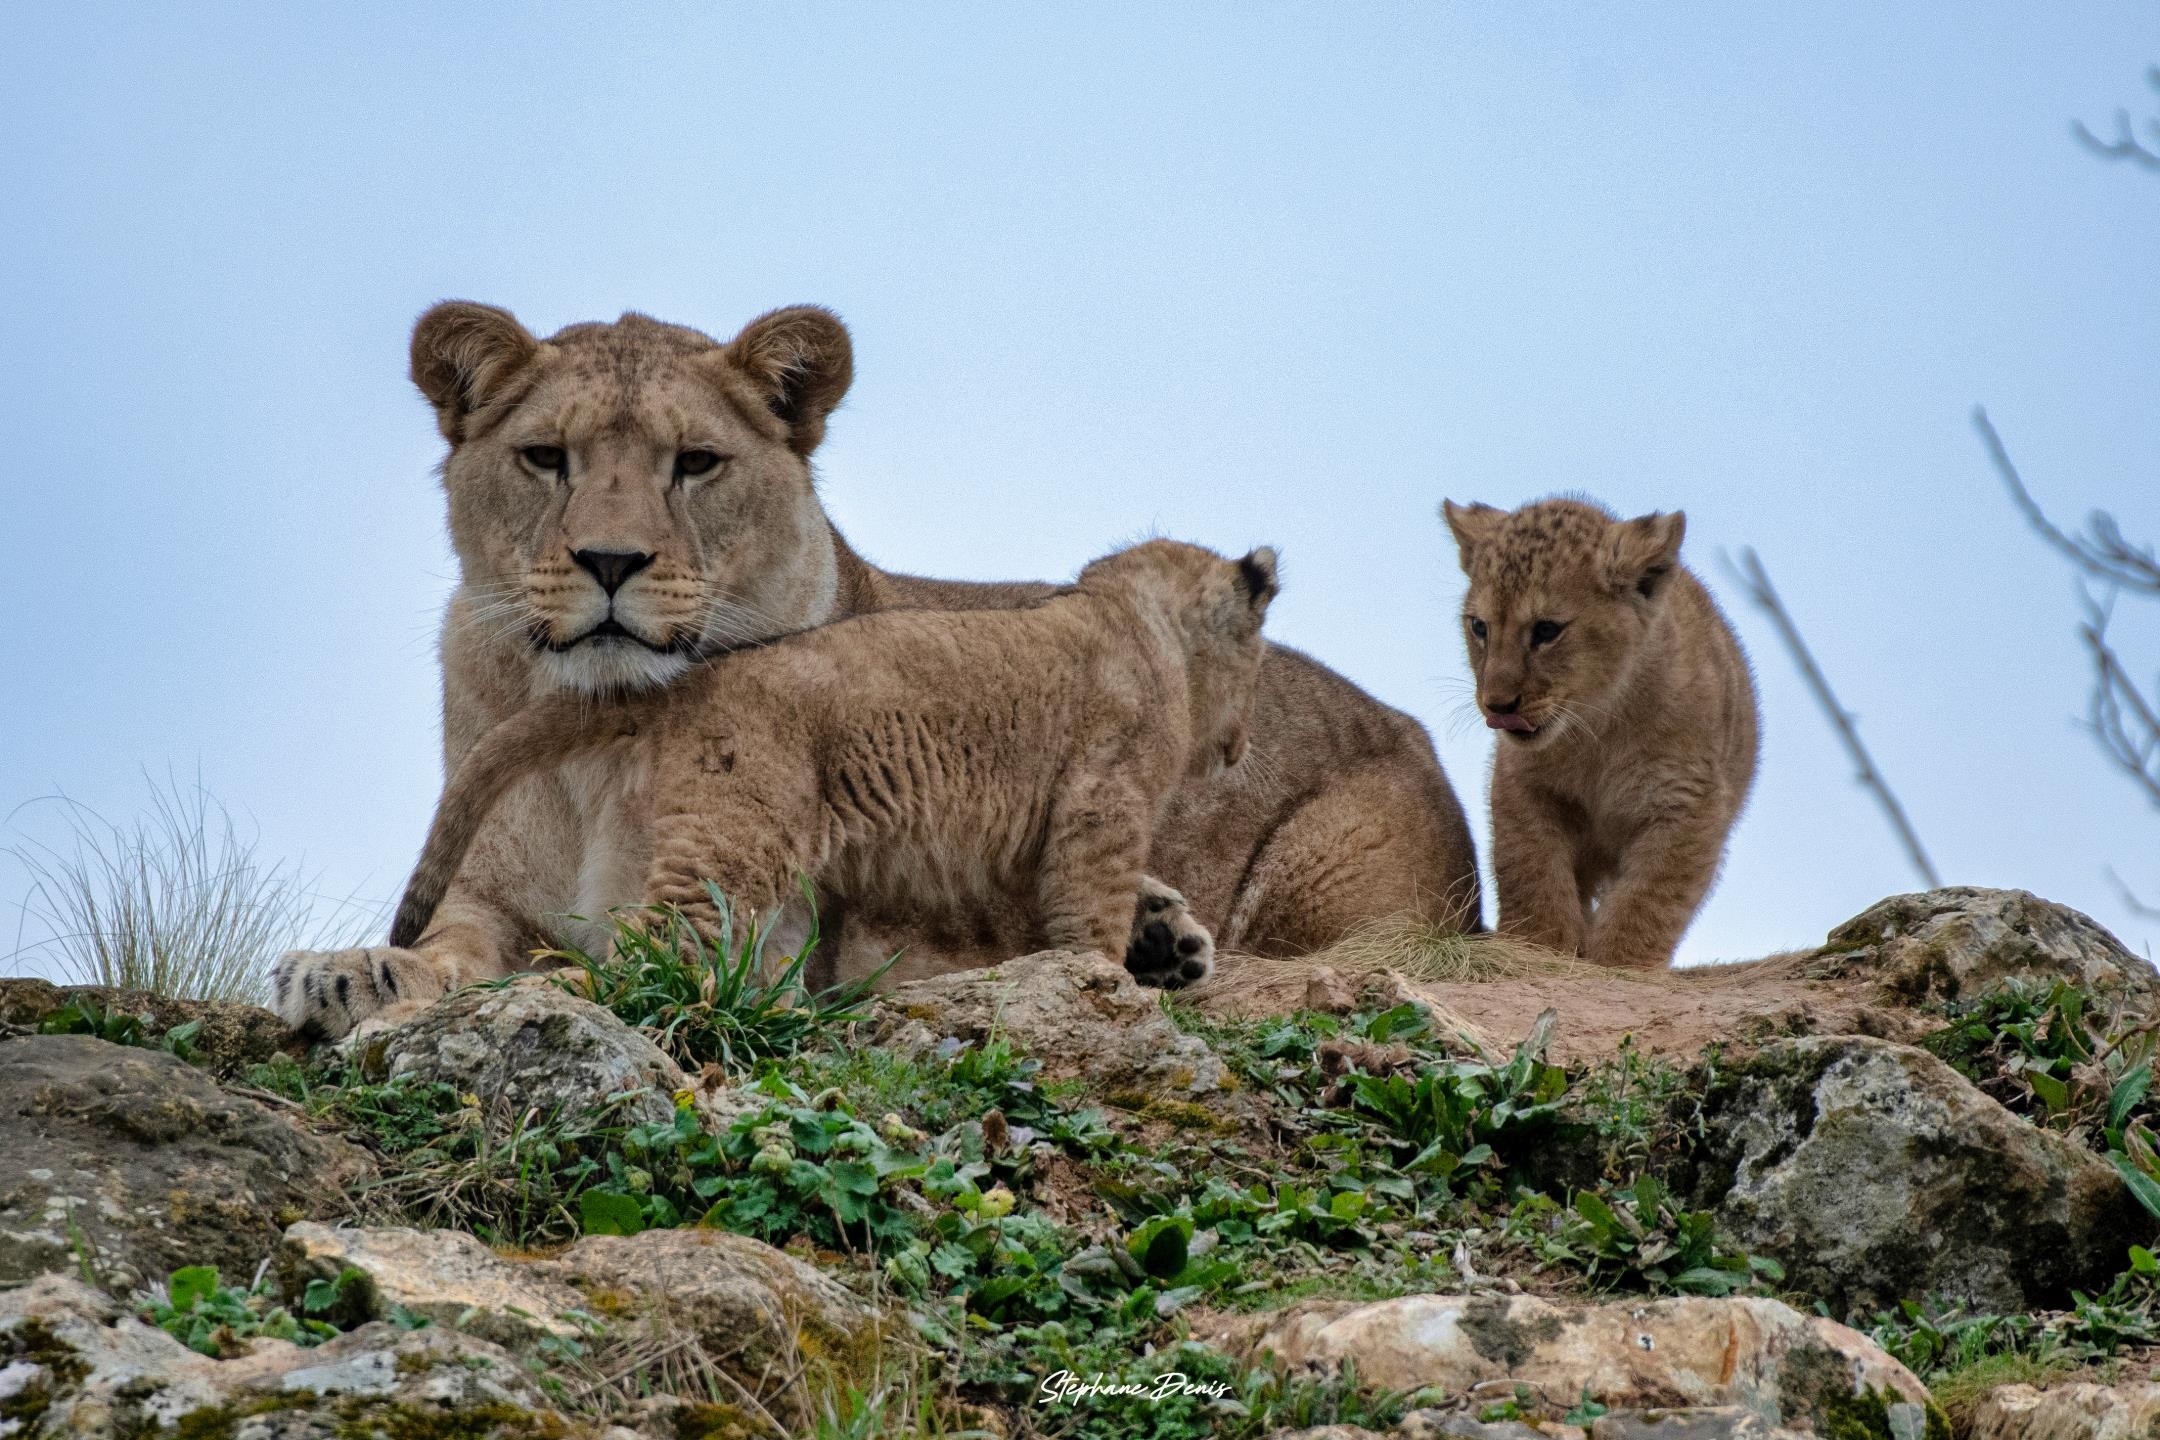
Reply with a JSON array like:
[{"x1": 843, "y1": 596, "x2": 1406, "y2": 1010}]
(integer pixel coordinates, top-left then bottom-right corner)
[
  {"x1": 372, "y1": 974, "x2": 693, "y2": 1129},
  {"x1": 270, "y1": 1222, "x2": 885, "y2": 1432},
  {"x1": 0, "y1": 1272, "x2": 223, "y2": 1434},
  {"x1": 541, "y1": 1227, "x2": 884, "y2": 1424},
  {"x1": 0, "y1": 978, "x2": 296, "y2": 1077},
  {"x1": 1265, "y1": 1428, "x2": 1391, "y2": 1439},
  {"x1": 0, "y1": 1036, "x2": 367, "y2": 1294},
  {"x1": 0, "y1": 1272, "x2": 620, "y2": 1439},
  {"x1": 1208, "y1": 1293, "x2": 1942, "y2": 1440},
  {"x1": 1970, "y1": 1382, "x2": 2160, "y2": 1440},
  {"x1": 1806, "y1": 889, "x2": 2155, "y2": 1013},
  {"x1": 1400, "y1": 1416, "x2": 1583, "y2": 1440},
  {"x1": 1304, "y1": 965, "x2": 1359, "y2": 1014},
  {"x1": 277, "y1": 1222, "x2": 585, "y2": 1346},
  {"x1": 1590, "y1": 1409, "x2": 1812, "y2": 1440},
  {"x1": 1689, "y1": 1035, "x2": 2147, "y2": 1314},
  {"x1": 873, "y1": 949, "x2": 1228, "y2": 1103}
]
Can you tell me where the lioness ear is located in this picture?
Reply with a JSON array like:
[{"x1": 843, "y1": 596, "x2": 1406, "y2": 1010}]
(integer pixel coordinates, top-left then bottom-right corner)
[
  {"x1": 1236, "y1": 546, "x2": 1280, "y2": 611},
  {"x1": 1441, "y1": 500, "x2": 1503, "y2": 574},
  {"x1": 1608, "y1": 510, "x2": 1686, "y2": 599},
  {"x1": 411, "y1": 302, "x2": 540, "y2": 442},
  {"x1": 726, "y1": 306, "x2": 855, "y2": 456}
]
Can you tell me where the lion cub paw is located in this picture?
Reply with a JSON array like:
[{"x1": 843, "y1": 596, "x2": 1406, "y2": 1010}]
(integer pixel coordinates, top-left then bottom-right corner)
[
  {"x1": 1124, "y1": 877, "x2": 1214, "y2": 989},
  {"x1": 271, "y1": 946, "x2": 444, "y2": 1042}
]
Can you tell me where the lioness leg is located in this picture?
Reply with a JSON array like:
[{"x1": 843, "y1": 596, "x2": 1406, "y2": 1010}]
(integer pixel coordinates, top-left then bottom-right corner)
[
  {"x1": 274, "y1": 876, "x2": 540, "y2": 1041},
  {"x1": 1037, "y1": 780, "x2": 1150, "y2": 960}
]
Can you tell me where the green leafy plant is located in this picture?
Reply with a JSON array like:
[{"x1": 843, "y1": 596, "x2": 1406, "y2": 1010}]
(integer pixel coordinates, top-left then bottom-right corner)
[
  {"x1": 137, "y1": 1265, "x2": 336, "y2": 1357},
  {"x1": 542, "y1": 881, "x2": 883, "y2": 1074},
  {"x1": 1510, "y1": 1173, "x2": 1782, "y2": 1295}
]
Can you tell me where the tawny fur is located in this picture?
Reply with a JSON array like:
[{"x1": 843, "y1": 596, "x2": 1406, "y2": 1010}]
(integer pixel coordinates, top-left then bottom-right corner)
[
  {"x1": 1443, "y1": 497, "x2": 1758, "y2": 970},
  {"x1": 385, "y1": 540, "x2": 1275, "y2": 997},
  {"x1": 273, "y1": 304, "x2": 1479, "y2": 1039}
]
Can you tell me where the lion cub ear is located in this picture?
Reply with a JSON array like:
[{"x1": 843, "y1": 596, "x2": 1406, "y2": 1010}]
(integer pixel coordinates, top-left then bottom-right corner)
[
  {"x1": 1608, "y1": 510, "x2": 1687, "y2": 600},
  {"x1": 1441, "y1": 501, "x2": 1504, "y2": 574},
  {"x1": 410, "y1": 302, "x2": 540, "y2": 443},
  {"x1": 1236, "y1": 547, "x2": 1280, "y2": 611},
  {"x1": 726, "y1": 306, "x2": 855, "y2": 457}
]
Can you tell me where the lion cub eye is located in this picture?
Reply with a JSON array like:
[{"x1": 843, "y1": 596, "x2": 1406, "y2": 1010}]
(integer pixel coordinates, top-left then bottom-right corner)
[
  {"x1": 1530, "y1": 619, "x2": 1567, "y2": 646},
  {"x1": 1468, "y1": 617, "x2": 1488, "y2": 641},
  {"x1": 519, "y1": 445, "x2": 567, "y2": 477},
  {"x1": 674, "y1": 449, "x2": 726, "y2": 480}
]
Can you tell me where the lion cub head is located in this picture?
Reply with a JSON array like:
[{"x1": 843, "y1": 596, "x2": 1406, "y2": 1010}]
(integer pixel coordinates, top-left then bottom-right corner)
[
  {"x1": 1075, "y1": 538, "x2": 1279, "y2": 777},
  {"x1": 1442, "y1": 497, "x2": 1686, "y2": 748},
  {"x1": 413, "y1": 301, "x2": 855, "y2": 694}
]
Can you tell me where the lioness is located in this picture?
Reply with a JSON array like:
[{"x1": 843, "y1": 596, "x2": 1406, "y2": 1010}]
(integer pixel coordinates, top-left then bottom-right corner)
[
  {"x1": 275, "y1": 304, "x2": 1480, "y2": 1038},
  {"x1": 380, "y1": 540, "x2": 1275, "y2": 996},
  {"x1": 1442, "y1": 497, "x2": 1758, "y2": 969}
]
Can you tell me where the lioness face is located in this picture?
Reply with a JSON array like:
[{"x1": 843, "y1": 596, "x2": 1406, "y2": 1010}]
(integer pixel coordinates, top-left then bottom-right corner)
[
  {"x1": 1443, "y1": 498, "x2": 1686, "y2": 750},
  {"x1": 413, "y1": 303, "x2": 855, "y2": 694}
]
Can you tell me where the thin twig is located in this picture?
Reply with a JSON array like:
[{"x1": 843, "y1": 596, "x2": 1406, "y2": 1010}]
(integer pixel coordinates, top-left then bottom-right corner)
[
  {"x1": 1723, "y1": 548, "x2": 1942, "y2": 888},
  {"x1": 2073, "y1": 67, "x2": 2160, "y2": 172},
  {"x1": 1975, "y1": 408, "x2": 2160, "y2": 594}
]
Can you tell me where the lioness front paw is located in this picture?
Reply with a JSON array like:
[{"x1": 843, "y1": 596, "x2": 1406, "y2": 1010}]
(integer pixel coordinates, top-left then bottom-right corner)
[
  {"x1": 272, "y1": 946, "x2": 445, "y2": 1042},
  {"x1": 1125, "y1": 877, "x2": 1214, "y2": 989}
]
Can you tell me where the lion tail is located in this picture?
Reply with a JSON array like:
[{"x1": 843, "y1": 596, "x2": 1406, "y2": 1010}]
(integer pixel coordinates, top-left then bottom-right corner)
[{"x1": 388, "y1": 693, "x2": 649, "y2": 949}]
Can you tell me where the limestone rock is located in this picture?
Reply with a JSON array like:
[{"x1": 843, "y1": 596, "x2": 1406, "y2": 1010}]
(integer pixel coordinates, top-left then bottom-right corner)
[
  {"x1": 1690, "y1": 1035, "x2": 2147, "y2": 1314},
  {"x1": 277, "y1": 1221, "x2": 585, "y2": 1346},
  {"x1": 1807, "y1": 889, "x2": 2154, "y2": 1012},
  {"x1": 1210, "y1": 1293, "x2": 1941, "y2": 1440},
  {"x1": 0, "y1": 978, "x2": 294, "y2": 1077},
  {"x1": 372, "y1": 974, "x2": 692, "y2": 1128},
  {"x1": 1969, "y1": 1383, "x2": 2160, "y2": 1440},
  {"x1": 0, "y1": 1272, "x2": 618, "y2": 1439},
  {"x1": 270, "y1": 1222, "x2": 884, "y2": 1432},
  {"x1": 0, "y1": 1036, "x2": 367, "y2": 1294},
  {"x1": 540, "y1": 1227, "x2": 884, "y2": 1413},
  {"x1": 873, "y1": 949, "x2": 1228, "y2": 1102}
]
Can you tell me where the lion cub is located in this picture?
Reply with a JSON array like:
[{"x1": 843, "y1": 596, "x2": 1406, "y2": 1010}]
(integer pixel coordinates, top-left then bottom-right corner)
[
  {"x1": 386, "y1": 539, "x2": 1278, "y2": 988},
  {"x1": 1442, "y1": 498, "x2": 1757, "y2": 969}
]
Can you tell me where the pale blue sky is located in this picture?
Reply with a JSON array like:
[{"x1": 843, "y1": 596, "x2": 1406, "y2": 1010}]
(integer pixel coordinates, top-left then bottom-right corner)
[{"x1": 4, "y1": 3, "x2": 2157, "y2": 973}]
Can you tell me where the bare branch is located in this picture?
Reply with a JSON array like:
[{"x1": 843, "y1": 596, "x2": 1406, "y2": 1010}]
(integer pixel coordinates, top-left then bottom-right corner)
[
  {"x1": 1974, "y1": 407, "x2": 2160, "y2": 594},
  {"x1": 1722, "y1": 547, "x2": 1942, "y2": 890},
  {"x1": 2081, "y1": 589, "x2": 2160, "y2": 812},
  {"x1": 2073, "y1": 67, "x2": 2160, "y2": 172},
  {"x1": 2106, "y1": 868, "x2": 2160, "y2": 922}
]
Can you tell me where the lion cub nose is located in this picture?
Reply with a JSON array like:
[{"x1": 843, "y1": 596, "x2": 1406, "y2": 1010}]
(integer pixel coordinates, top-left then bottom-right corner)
[{"x1": 572, "y1": 548, "x2": 656, "y2": 596}]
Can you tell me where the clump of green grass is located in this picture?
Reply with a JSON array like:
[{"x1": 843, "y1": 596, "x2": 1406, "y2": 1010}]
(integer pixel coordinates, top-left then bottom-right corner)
[
  {"x1": 7, "y1": 772, "x2": 373, "y2": 1005},
  {"x1": 541, "y1": 882, "x2": 882, "y2": 1074}
]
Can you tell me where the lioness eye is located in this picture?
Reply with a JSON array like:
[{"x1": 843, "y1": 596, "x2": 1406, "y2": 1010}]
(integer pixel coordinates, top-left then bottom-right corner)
[
  {"x1": 1468, "y1": 617, "x2": 1488, "y2": 641},
  {"x1": 674, "y1": 449, "x2": 725, "y2": 480},
  {"x1": 519, "y1": 444, "x2": 567, "y2": 476},
  {"x1": 1531, "y1": 619, "x2": 1567, "y2": 646}
]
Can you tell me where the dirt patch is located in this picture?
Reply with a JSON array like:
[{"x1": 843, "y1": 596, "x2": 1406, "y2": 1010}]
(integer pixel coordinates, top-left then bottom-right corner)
[{"x1": 1190, "y1": 946, "x2": 1937, "y2": 1062}]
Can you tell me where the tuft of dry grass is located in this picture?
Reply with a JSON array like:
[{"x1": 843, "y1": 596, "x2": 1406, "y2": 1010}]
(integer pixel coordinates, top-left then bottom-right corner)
[{"x1": 6, "y1": 772, "x2": 375, "y2": 1006}]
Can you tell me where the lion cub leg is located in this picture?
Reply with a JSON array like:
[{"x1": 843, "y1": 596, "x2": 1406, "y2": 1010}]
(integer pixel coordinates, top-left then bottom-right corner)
[
  {"x1": 1125, "y1": 877, "x2": 1214, "y2": 989},
  {"x1": 1583, "y1": 814, "x2": 1725, "y2": 970},
  {"x1": 1036, "y1": 779, "x2": 1151, "y2": 961},
  {"x1": 1490, "y1": 781, "x2": 1590, "y2": 957},
  {"x1": 642, "y1": 806, "x2": 800, "y2": 964}
]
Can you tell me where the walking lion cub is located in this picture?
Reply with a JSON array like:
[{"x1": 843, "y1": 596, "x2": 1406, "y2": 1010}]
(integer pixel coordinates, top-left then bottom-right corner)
[
  {"x1": 380, "y1": 539, "x2": 1278, "y2": 999},
  {"x1": 1443, "y1": 497, "x2": 1757, "y2": 969}
]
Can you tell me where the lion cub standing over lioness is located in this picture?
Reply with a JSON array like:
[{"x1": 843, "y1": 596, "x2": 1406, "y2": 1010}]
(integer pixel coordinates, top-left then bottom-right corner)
[
  {"x1": 1442, "y1": 498, "x2": 1757, "y2": 969},
  {"x1": 383, "y1": 539, "x2": 1278, "y2": 992}
]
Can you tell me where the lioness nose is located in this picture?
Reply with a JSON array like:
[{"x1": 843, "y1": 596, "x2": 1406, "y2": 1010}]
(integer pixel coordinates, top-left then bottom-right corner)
[
  {"x1": 1486, "y1": 695, "x2": 1522, "y2": 716},
  {"x1": 572, "y1": 548, "x2": 655, "y2": 596}
]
